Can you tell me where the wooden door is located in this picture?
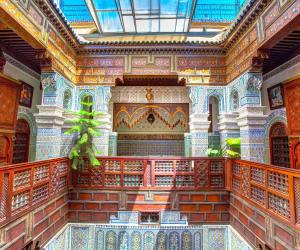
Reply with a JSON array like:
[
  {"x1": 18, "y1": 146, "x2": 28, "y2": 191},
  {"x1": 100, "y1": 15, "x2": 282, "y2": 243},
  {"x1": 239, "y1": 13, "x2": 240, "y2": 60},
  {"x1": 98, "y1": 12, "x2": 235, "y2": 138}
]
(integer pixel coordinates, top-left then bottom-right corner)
[
  {"x1": 0, "y1": 74, "x2": 21, "y2": 165},
  {"x1": 12, "y1": 119, "x2": 30, "y2": 164},
  {"x1": 270, "y1": 122, "x2": 290, "y2": 168}
]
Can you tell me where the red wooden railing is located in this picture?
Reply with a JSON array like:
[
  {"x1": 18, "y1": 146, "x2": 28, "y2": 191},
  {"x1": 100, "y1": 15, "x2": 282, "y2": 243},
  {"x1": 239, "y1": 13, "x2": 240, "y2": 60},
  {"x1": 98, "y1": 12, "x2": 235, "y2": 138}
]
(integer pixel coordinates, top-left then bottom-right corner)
[
  {"x1": 2, "y1": 156, "x2": 300, "y2": 230},
  {"x1": 0, "y1": 158, "x2": 69, "y2": 226},
  {"x1": 230, "y1": 159, "x2": 300, "y2": 227},
  {"x1": 72, "y1": 157, "x2": 226, "y2": 191}
]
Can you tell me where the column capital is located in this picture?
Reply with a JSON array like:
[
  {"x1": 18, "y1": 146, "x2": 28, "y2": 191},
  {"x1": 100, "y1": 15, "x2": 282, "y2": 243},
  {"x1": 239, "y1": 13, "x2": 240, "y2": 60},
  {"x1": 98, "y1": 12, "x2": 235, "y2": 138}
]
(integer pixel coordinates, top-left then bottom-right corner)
[
  {"x1": 189, "y1": 113, "x2": 210, "y2": 132},
  {"x1": 34, "y1": 105, "x2": 65, "y2": 127},
  {"x1": 218, "y1": 112, "x2": 239, "y2": 131},
  {"x1": 237, "y1": 106, "x2": 267, "y2": 127}
]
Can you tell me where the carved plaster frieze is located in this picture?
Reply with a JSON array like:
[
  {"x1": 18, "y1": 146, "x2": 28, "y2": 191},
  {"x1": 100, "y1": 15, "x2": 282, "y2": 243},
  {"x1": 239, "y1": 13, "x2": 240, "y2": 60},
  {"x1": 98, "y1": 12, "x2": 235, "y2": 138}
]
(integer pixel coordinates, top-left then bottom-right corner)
[{"x1": 111, "y1": 86, "x2": 190, "y2": 103}]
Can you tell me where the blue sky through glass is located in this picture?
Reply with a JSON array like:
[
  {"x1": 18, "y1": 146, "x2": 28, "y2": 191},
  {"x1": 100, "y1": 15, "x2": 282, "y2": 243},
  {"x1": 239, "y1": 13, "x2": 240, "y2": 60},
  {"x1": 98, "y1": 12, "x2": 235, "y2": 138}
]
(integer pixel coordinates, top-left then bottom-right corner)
[{"x1": 60, "y1": 0, "x2": 247, "y2": 34}]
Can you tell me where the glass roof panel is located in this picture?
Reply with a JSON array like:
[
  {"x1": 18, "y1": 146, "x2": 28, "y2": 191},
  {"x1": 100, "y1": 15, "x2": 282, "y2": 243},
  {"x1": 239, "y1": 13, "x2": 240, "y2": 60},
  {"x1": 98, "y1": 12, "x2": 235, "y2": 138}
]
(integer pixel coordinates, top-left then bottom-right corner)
[
  {"x1": 120, "y1": 0, "x2": 132, "y2": 12},
  {"x1": 97, "y1": 11, "x2": 123, "y2": 32},
  {"x1": 160, "y1": 0, "x2": 178, "y2": 15},
  {"x1": 59, "y1": 0, "x2": 248, "y2": 37},
  {"x1": 193, "y1": 0, "x2": 247, "y2": 22},
  {"x1": 94, "y1": 0, "x2": 118, "y2": 10},
  {"x1": 59, "y1": 0, "x2": 93, "y2": 22},
  {"x1": 123, "y1": 15, "x2": 136, "y2": 32}
]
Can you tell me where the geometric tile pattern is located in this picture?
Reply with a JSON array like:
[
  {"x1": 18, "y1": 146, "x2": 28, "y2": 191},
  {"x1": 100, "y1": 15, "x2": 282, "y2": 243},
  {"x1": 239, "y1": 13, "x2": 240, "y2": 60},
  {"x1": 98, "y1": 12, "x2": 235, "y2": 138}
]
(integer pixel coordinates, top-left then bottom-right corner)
[{"x1": 45, "y1": 224, "x2": 253, "y2": 250}]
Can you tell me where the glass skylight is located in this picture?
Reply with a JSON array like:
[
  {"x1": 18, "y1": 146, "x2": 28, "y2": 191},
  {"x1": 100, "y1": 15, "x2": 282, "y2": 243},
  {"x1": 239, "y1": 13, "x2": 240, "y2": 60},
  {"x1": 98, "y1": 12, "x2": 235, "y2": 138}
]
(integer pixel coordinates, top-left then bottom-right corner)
[
  {"x1": 59, "y1": 0, "x2": 247, "y2": 35},
  {"x1": 85, "y1": 0, "x2": 194, "y2": 33}
]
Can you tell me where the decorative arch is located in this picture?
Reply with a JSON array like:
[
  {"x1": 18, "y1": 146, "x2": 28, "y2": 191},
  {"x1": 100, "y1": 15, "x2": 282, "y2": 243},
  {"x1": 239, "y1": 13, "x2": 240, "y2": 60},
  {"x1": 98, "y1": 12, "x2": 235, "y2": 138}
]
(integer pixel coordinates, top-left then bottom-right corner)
[
  {"x1": 63, "y1": 88, "x2": 72, "y2": 109},
  {"x1": 204, "y1": 90, "x2": 225, "y2": 113},
  {"x1": 269, "y1": 122, "x2": 290, "y2": 167},
  {"x1": 78, "y1": 90, "x2": 95, "y2": 111},
  {"x1": 263, "y1": 109, "x2": 287, "y2": 164},
  {"x1": 230, "y1": 89, "x2": 240, "y2": 111},
  {"x1": 17, "y1": 109, "x2": 37, "y2": 162}
]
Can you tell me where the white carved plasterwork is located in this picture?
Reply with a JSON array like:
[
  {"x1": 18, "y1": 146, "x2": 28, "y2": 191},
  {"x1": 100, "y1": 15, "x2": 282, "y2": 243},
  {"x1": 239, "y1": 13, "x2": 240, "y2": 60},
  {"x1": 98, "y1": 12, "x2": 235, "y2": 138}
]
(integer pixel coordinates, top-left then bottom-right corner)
[{"x1": 111, "y1": 86, "x2": 190, "y2": 103}]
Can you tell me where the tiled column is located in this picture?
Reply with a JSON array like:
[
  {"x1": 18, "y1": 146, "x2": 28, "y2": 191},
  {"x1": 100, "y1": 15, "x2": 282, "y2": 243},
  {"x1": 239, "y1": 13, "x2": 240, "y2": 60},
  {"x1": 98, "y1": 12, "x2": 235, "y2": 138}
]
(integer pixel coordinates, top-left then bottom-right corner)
[
  {"x1": 218, "y1": 112, "x2": 240, "y2": 148},
  {"x1": 34, "y1": 72, "x2": 65, "y2": 160},
  {"x1": 237, "y1": 106, "x2": 267, "y2": 163},
  {"x1": 184, "y1": 133, "x2": 192, "y2": 157},
  {"x1": 60, "y1": 112, "x2": 79, "y2": 157},
  {"x1": 34, "y1": 106, "x2": 65, "y2": 160},
  {"x1": 108, "y1": 132, "x2": 118, "y2": 156},
  {"x1": 93, "y1": 113, "x2": 112, "y2": 156},
  {"x1": 189, "y1": 113, "x2": 210, "y2": 156},
  {"x1": 93, "y1": 86, "x2": 112, "y2": 156}
]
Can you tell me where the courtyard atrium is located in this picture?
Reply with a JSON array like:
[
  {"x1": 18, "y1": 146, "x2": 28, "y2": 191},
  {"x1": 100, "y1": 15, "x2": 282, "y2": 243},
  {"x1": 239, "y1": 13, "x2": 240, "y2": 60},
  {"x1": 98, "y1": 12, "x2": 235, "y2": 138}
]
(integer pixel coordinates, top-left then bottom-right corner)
[{"x1": 0, "y1": 0, "x2": 300, "y2": 249}]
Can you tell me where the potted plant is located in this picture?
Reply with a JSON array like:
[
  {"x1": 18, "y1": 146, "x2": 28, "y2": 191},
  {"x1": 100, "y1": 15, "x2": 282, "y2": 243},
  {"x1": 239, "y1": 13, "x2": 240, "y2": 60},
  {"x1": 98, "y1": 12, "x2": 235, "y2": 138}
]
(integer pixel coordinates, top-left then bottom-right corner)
[
  {"x1": 206, "y1": 138, "x2": 241, "y2": 158},
  {"x1": 64, "y1": 101, "x2": 104, "y2": 169}
]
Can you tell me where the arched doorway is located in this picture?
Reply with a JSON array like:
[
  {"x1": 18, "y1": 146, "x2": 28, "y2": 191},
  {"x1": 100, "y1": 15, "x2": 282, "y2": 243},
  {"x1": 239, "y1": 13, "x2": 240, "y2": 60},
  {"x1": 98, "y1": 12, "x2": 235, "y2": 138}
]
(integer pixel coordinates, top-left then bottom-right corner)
[
  {"x1": 12, "y1": 119, "x2": 30, "y2": 164},
  {"x1": 208, "y1": 96, "x2": 220, "y2": 149},
  {"x1": 270, "y1": 122, "x2": 290, "y2": 168}
]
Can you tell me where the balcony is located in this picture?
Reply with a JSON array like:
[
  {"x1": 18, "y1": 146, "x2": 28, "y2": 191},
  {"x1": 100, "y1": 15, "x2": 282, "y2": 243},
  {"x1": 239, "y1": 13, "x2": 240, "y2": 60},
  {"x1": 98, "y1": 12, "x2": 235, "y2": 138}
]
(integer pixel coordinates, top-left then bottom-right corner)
[{"x1": 0, "y1": 157, "x2": 299, "y2": 249}]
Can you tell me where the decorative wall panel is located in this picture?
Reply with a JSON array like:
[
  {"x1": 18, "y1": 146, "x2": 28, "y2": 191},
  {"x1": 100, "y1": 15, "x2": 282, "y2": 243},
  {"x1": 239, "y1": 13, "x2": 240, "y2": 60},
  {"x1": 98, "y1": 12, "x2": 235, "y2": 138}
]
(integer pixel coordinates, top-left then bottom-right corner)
[
  {"x1": 113, "y1": 103, "x2": 189, "y2": 134},
  {"x1": 45, "y1": 224, "x2": 253, "y2": 250}
]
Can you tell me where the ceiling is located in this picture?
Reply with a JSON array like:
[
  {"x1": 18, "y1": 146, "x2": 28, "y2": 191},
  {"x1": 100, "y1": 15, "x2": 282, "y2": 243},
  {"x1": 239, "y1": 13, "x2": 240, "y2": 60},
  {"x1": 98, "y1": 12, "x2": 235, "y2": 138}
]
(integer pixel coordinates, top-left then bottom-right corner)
[
  {"x1": 263, "y1": 28, "x2": 300, "y2": 74},
  {"x1": 58, "y1": 0, "x2": 247, "y2": 41},
  {"x1": 0, "y1": 28, "x2": 40, "y2": 73}
]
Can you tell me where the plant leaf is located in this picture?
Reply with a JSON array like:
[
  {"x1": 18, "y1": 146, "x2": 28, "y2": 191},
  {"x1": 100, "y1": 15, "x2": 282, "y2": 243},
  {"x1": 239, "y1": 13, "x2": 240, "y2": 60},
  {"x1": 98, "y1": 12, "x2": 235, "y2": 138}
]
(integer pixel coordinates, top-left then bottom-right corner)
[
  {"x1": 226, "y1": 150, "x2": 240, "y2": 158},
  {"x1": 79, "y1": 133, "x2": 88, "y2": 144}
]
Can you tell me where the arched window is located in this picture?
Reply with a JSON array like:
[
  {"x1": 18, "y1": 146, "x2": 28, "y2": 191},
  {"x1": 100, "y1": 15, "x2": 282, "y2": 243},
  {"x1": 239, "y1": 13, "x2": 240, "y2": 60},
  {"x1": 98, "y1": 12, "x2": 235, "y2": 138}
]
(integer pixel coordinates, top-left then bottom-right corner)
[
  {"x1": 270, "y1": 122, "x2": 290, "y2": 168},
  {"x1": 81, "y1": 94, "x2": 93, "y2": 112},
  {"x1": 231, "y1": 91, "x2": 239, "y2": 111},
  {"x1": 208, "y1": 96, "x2": 219, "y2": 133},
  {"x1": 63, "y1": 89, "x2": 72, "y2": 109}
]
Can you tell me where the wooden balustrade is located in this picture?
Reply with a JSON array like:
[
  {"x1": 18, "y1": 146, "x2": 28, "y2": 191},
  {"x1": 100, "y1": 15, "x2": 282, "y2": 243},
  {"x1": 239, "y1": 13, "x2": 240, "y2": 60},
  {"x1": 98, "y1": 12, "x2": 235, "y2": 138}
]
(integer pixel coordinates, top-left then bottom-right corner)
[
  {"x1": 0, "y1": 158, "x2": 70, "y2": 226},
  {"x1": 72, "y1": 157, "x2": 226, "y2": 191},
  {"x1": 231, "y1": 159, "x2": 300, "y2": 227},
  {"x1": 2, "y1": 156, "x2": 300, "y2": 230}
]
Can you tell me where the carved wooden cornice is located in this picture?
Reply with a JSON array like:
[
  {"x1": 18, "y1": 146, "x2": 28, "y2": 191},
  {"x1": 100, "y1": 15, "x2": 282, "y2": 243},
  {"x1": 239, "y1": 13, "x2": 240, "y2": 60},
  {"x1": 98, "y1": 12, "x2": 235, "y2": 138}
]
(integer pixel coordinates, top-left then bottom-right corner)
[
  {"x1": 79, "y1": 44, "x2": 226, "y2": 56},
  {"x1": 34, "y1": 0, "x2": 80, "y2": 50},
  {"x1": 223, "y1": 0, "x2": 273, "y2": 49},
  {"x1": 35, "y1": 49, "x2": 53, "y2": 69},
  {"x1": 251, "y1": 49, "x2": 270, "y2": 71}
]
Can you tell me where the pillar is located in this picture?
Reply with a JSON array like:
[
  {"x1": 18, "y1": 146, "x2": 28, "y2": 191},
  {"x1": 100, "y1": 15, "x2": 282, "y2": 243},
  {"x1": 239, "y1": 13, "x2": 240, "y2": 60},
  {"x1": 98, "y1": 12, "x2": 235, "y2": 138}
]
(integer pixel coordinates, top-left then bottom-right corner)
[
  {"x1": 93, "y1": 86, "x2": 112, "y2": 156},
  {"x1": 237, "y1": 106, "x2": 267, "y2": 162},
  {"x1": 188, "y1": 86, "x2": 210, "y2": 156},
  {"x1": 189, "y1": 113, "x2": 210, "y2": 156},
  {"x1": 218, "y1": 112, "x2": 240, "y2": 148},
  {"x1": 34, "y1": 72, "x2": 65, "y2": 160}
]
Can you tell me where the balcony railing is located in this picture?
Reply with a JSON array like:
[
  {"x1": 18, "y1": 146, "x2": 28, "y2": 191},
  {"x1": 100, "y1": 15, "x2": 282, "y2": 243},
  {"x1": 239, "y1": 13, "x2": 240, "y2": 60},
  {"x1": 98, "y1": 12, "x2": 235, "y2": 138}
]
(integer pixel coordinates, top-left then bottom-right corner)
[
  {"x1": 72, "y1": 157, "x2": 226, "y2": 190},
  {"x1": 0, "y1": 158, "x2": 69, "y2": 226},
  {"x1": 1, "y1": 156, "x2": 300, "y2": 229},
  {"x1": 231, "y1": 159, "x2": 300, "y2": 227}
]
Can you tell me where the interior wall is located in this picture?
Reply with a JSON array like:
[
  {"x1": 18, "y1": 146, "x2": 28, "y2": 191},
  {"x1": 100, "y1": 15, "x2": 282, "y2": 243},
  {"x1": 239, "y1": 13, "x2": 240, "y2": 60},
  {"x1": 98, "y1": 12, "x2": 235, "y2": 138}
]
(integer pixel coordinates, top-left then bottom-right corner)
[
  {"x1": 262, "y1": 56, "x2": 300, "y2": 164},
  {"x1": 111, "y1": 86, "x2": 191, "y2": 156},
  {"x1": 3, "y1": 58, "x2": 41, "y2": 114},
  {"x1": 3, "y1": 56, "x2": 41, "y2": 161}
]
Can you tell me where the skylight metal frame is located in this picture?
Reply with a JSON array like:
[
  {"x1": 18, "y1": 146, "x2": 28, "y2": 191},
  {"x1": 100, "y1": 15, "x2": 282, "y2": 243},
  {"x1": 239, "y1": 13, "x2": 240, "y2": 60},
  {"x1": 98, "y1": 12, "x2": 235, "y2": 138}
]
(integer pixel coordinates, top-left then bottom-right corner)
[{"x1": 84, "y1": 0, "x2": 196, "y2": 34}]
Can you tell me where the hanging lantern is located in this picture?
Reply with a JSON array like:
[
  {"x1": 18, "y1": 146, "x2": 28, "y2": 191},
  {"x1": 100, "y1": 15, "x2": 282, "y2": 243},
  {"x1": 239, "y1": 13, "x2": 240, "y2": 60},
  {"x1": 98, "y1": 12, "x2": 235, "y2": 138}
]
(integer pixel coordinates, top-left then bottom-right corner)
[{"x1": 147, "y1": 113, "x2": 155, "y2": 124}]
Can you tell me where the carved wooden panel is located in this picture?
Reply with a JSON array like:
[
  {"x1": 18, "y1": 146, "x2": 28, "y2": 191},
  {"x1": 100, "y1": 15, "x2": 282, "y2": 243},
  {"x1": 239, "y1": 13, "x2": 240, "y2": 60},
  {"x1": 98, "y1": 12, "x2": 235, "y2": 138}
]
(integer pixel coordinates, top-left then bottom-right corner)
[
  {"x1": 284, "y1": 79, "x2": 300, "y2": 136},
  {"x1": 12, "y1": 119, "x2": 30, "y2": 164},
  {"x1": 0, "y1": 74, "x2": 21, "y2": 165},
  {"x1": 270, "y1": 122, "x2": 290, "y2": 168},
  {"x1": 284, "y1": 78, "x2": 300, "y2": 169}
]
